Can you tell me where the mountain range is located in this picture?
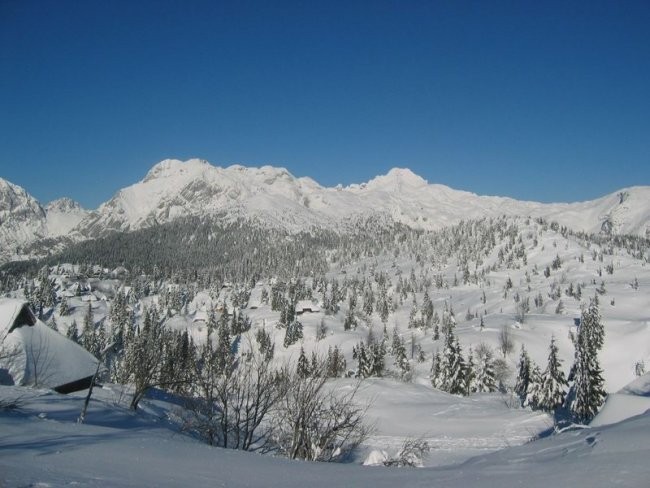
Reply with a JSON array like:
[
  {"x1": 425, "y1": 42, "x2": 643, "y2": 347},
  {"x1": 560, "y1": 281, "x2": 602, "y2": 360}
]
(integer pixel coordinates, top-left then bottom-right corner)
[{"x1": 1, "y1": 158, "x2": 649, "y2": 264}]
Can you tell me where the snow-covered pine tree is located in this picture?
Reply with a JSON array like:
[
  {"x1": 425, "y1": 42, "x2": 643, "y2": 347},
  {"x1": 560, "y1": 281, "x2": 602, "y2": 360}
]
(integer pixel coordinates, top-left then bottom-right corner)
[
  {"x1": 514, "y1": 345, "x2": 532, "y2": 405},
  {"x1": 310, "y1": 351, "x2": 319, "y2": 376},
  {"x1": 353, "y1": 342, "x2": 372, "y2": 378},
  {"x1": 430, "y1": 350, "x2": 441, "y2": 388},
  {"x1": 326, "y1": 345, "x2": 346, "y2": 378},
  {"x1": 255, "y1": 327, "x2": 274, "y2": 361},
  {"x1": 206, "y1": 309, "x2": 218, "y2": 337},
  {"x1": 466, "y1": 346, "x2": 476, "y2": 394},
  {"x1": 297, "y1": 346, "x2": 310, "y2": 378},
  {"x1": 568, "y1": 298, "x2": 606, "y2": 423},
  {"x1": 538, "y1": 336, "x2": 567, "y2": 413},
  {"x1": 82, "y1": 303, "x2": 97, "y2": 355},
  {"x1": 47, "y1": 316, "x2": 58, "y2": 331},
  {"x1": 472, "y1": 344, "x2": 497, "y2": 393},
  {"x1": 59, "y1": 297, "x2": 69, "y2": 316},
  {"x1": 432, "y1": 311, "x2": 440, "y2": 340},
  {"x1": 448, "y1": 338, "x2": 468, "y2": 395},
  {"x1": 369, "y1": 334, "x2": 386, "y2": 377},
  {"x1": 66, "y1": 319, "x2": 80, "y2": 344},
  {"x1": 216, "y1": 312, "x2": 234, "y2": 372},
  {"x1": 283, "y1": 319, "x2": 303, "y2": 348},
  {"x1": 392, "y1": 333, "x2": 410, "y2": 380},
  {"x1": 524, "y1": 364, "x2": 542, "y2": 410}
]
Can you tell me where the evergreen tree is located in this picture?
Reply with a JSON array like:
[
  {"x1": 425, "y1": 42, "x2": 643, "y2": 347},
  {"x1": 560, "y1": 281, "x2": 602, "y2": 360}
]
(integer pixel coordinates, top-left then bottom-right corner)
[
  {"x1": 538, "y1": 336, "x2": 567, "y2": 413},
  {"x1": 59, "y1": 297, "x2": 69, "y2": 316},
  {"x1": 430, "y1": 350, "x2": 441, "y2": 388},
  {"x1": 66, "y1": 319, "x2": 80, "y2": 344},
  {"x1": 568, "y1": 299, "x2": 606, "y2": 423},
  {"x1": 283, "y1": 319, "x2": 303, "y2": 348},
  {"x1": 514, "y1": 345, "x2": 532, "y2": 404},
  {"x1": 392, "y1": 333, "x2": 410, "y2": 380},
  {"x1": 365, "y1": 331, "x2": 386, "y2": 377},
  {"x1": 206, "y1": 309, "x2": 218, "y2": 337},
  {"x1": 47, "y1": 316, "x2": 58, "y2": 332},
  {"x1": 310, "y1": 351, "x2": 319, "y2": 376},
  {"x1": 448, "y1": 338, "x2": 467, "y2": 395},
  {"x1": 432, "y1": 311, "x2": 440, "y2": 340},
  {"x1": 353, "y1": 342, "x2": 372, "y2": 378},
  {"x1": 437, "y1": 323, "x2": 467, "y2": 395},
  {"x1": 297, "y1": 346, "x2": 311, "y2": 378},
  {"x1": 255, "y1": 328, "x2": 275, "y2": 362},
  {"x1": 343, "y1": 306, "x2": 357, "y2": 331},
  {"x1": 465, "y1": 346, "x2": 475, "y2": 394},
  {"x1": 326, "y1": 345, "x2": 346, "y2": 378},
  {"x1": 82, "y1": 303, "x2": 96, "y2": 354},
  {"x1": 216, "y1": 312, "x2": 234, "y2": 373},
  {"x1": 524, "y1": 364, "x2": 542, "y2": 409},
  {"x1": 472, "y1": 344, "x2": 497, "y2": 393}
]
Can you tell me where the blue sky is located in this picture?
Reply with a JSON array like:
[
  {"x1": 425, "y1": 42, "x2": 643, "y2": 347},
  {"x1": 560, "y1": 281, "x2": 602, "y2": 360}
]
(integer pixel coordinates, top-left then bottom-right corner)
[{"x1": 1, "y1": 0, "x2": 649, "y2": 209}]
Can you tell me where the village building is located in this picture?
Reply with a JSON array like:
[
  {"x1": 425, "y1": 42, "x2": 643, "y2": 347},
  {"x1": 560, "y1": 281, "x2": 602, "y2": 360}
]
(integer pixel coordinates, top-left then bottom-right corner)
[{"x1": 0, "y1": 299, "x2": 98, "y2": 394}]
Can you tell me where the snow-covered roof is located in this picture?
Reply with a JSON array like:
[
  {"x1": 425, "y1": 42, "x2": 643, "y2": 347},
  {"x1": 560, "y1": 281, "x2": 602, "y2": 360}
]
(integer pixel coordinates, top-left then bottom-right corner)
[
  {"x1": 0, "y1": 299, "x2": 25, "y2": 337},
  {"x1": 193, "y1": 310, "x2": 208, "y2": 323},
  {"x1": 189, "y1": 292, "x2": 213, "y2": 314},
  {"x1": 295, "y1": 300, "x2": 320, "y2": 312},
  {"x1": 0, "y1": 298, "x2": 98, "y2": 390}
]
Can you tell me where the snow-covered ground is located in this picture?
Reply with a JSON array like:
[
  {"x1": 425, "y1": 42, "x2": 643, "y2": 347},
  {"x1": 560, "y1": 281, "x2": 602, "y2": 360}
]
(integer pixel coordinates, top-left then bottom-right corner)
[{"x1": 1, "y1": 381, "x2": 648, "y2": 487}]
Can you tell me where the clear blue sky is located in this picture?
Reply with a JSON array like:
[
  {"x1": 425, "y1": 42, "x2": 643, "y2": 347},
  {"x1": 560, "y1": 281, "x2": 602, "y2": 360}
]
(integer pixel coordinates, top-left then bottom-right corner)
[{"x1": 1, "y1": 0, "x2": 649, "y2": 209}]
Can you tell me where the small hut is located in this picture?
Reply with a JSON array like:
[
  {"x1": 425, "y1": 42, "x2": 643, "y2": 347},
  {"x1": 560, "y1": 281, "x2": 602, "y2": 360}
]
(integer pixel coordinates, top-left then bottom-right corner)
[{"x1": 0, "y1": 299, "x2": 98, "y2": 393}]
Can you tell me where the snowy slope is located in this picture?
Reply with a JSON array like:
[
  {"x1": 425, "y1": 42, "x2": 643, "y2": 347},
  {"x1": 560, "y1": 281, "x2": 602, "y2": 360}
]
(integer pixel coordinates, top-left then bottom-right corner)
[
  {"x1": 0, "y1": 385, "x2": 647, "y2": 487},
  {"x1": 530, "y1": 186, "x2": 650, "y2": 237},
  {"x1": 591, "y1": 372, "x2": 650, "y2": 427},
  {"x1": 45, "y1": 197, "x2": 88, "y2": 237}
]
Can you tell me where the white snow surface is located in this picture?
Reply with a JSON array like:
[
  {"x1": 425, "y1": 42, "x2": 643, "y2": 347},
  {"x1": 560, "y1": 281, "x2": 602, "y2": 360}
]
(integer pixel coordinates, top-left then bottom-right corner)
[
  {"x1": 591, "y1": 372, "x2": 650, "y2": 427},
  {"x1": 44, "y1": 197, "x2": 88, "y2": 237},
  {"x1": 0, "y1": 384, "x2": 648, "y2": 487}
]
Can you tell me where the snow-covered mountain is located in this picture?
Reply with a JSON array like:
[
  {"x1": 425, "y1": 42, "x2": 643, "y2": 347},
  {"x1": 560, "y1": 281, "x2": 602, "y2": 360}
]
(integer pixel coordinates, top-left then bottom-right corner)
[
  {"x1": 44, "y1": 197, "x2": 88, "y2": 237},
  {"x1": 0, "y1": 179, "x2": 87, "y2": 263},
  {"x1": 74, "y1": 159, "x2": 650, "y2": 238},
  {"x1": 0, "y1": 177, "x2": 48, "y2": 262},
  {"x1": 1, "y1": 160, "x2": 648, "y2": 263}
]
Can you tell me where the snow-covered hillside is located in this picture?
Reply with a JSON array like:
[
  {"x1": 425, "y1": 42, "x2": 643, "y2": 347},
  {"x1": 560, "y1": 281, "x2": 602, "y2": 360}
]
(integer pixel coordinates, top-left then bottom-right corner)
[
  {"x1": 45, "y1": 197, "x2": 88, "y2": 237},
  {"x1": 1, "y1": 384, "x2": 647, "y2": 487},
  {"x1": 1, "y1": 208, "x2": 649, "y2": 486}
]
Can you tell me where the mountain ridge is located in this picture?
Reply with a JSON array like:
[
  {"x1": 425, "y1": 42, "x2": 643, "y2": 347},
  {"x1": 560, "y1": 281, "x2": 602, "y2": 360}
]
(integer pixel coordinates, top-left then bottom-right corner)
[{"x1": 1, "y1": 161, "x2": 649, "y2": 264}]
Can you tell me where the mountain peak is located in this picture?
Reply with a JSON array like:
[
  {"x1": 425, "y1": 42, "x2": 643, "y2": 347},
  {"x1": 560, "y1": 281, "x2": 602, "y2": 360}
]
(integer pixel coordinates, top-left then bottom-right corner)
[
  {"x1": 46, "y1": 197, "x2": 84, "y2": 213},
  {"x1": 386, "y1": 167, "x2": 427, "y2": 184},
  {"x1": 362, "y1": 167, "x2": 428, "y2": 191},
  {"x1": 144, "y1": 158, "x2": 210, "y2": 182},
  {"x1": 0, "y1": 177, "x2": 44, "y2": 215}
]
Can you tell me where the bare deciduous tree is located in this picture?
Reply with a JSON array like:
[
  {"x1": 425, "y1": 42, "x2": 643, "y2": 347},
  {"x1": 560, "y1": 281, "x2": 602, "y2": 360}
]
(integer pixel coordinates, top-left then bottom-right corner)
[
  {"x1": 498, "y1": 325, "x2": 514, "y2": 358},
  {"x1": 181, "y1": 339, "x2": 286, "y2": 451},
  {"x1": 272, "y1": 374, "x2": 371, "y2": 462},
  {"x1": 383, "y1": 436, "x2": 431, "y2": 467}
]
